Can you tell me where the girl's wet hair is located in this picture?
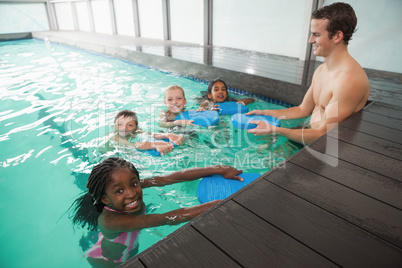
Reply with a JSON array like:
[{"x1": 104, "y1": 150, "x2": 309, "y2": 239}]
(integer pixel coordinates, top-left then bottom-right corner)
[
  {"x1": 69, "y1": 157, "x2": 139, "y2": 231},
  {"x1": 164, "y1": 85, "x2": 185, "y2": 99},
  {"x1": 114, "y1": 110, "x2": 138, "y2": 126}
]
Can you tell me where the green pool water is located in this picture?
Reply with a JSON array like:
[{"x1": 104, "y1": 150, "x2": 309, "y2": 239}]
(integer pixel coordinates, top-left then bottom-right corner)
[{"x1": 0, "y1": 39, "x2": 305, "y2": 268}]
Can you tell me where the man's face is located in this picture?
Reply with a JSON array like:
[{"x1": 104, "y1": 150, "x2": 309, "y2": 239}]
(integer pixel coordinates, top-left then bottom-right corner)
[{"x1": 309, "y1": 18, "x2": 334, "y2": 57}]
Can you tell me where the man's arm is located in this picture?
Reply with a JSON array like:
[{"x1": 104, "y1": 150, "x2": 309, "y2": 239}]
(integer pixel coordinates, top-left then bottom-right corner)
[
  {"x1": 246, "y1": 83, "x2": 316, "y2": 120},
  {"x1": 247, "y1": 78, "x2": 317, "y2": 143},
  {"x1": 249, "y1": 69, "x2": 369, "y2": 144}
]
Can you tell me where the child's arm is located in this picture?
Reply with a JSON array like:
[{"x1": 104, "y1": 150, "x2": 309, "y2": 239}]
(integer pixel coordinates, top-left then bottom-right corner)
[
  {"x1": 159, "y1": 120, "x2": 195, "y2": 127},
  {"x1": 110, "y1": 134, "x2": 136, "y2": 148},
  {"x1": 158, "y1": 120, "x2": 176, "y2": 128},
  {"x1": 158, "y1": 111, "x2": 195, "y2": 128},
  {"x1": 110, "y1": 134, "x2": 174, "y2": 154},
  {"x1": 134, "y1": 140, "x2": 174, "y2": 154},
  {"x1": 196, "y1": 99, "x2": 207, "y2": 111},
  {"x1": 174, "y1": 119, "x2": 195, "y2": 127},
  {"x1": 141, "y1": 165, "x2": 243, "y2": 188},
  {"x1": 196, "y1": 99, "x2": 218, "y2": 111},
  {"x1": 158, "y1": 110, "x2": 176, "y2": 128},
  {"x1": 100, "y1": 200, "x2": 221, "y2": 234},
  {"x1": 237, "y1": 98, "x2": 255, "y2": 106},
  {"x1": 152, "y1": 133, "x2": 185, "y2": 145}
]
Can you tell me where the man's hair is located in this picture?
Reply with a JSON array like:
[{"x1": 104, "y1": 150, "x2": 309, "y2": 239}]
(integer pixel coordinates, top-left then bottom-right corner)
[{"x1": 312, "y1": 2, "x2": 357, "y2": 45}]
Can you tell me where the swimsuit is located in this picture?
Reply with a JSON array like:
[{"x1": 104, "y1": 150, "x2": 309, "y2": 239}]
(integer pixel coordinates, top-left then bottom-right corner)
[{"x1": 84, "y1": 206, "x2": 140, "y2": 264}]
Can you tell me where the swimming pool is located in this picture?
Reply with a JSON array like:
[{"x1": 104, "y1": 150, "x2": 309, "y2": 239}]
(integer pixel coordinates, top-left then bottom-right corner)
[{"x1": 0, "y1": 39, "x2": 305, "y2": 267}]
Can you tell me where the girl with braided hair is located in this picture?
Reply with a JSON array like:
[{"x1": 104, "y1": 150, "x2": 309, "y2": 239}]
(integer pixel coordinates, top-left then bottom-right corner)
[{"x1": 70, "y1": 157, "x2": 243, "y2": 267}]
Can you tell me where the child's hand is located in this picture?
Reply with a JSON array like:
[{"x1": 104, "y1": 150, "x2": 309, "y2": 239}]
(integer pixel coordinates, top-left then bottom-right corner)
[
  {"x1": 168, "y1": 133, "x2": 184, "y2": 145},
  {"x1": 155, "y1": 142, "x2": 174, "y2": 155},
  {"x1": 196, "y1": 107, "x2": 206, "y2": 111},
  {"x1": 237, "y1": 98, "x2": 255, "y2": 106},
  {"x1": 217, "y1": 165, "x2": 243, "y2": 181},
  {"x1": 211, "y1": 104, "x2": 219, "y2": 111},
  {"x1": 175, "y1": 120, "x2": 194, "y2": 126}
]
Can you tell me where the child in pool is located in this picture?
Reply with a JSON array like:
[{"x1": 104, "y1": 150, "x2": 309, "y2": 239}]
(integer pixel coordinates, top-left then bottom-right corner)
[
  {"x1": 158, "y1": 85, "x2": 195, "y2": 128},
  {"x1": 70, "y1": 157, "x2": 243, "y2": 267},
  {"x1": 197, "y1": 78, "x2": 255, "y2": 111},
  {"x1": 110, "y1": 110, "x2": 184, "y2": 155}
]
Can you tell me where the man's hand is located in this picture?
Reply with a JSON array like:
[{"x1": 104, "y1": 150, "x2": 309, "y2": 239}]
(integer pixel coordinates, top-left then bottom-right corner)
[{"x1": 247, "y1": 121, "x2": 277, "y2": 136}]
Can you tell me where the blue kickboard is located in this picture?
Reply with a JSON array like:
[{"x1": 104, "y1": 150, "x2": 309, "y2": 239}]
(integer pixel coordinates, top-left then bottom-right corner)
[
  {"x1": 231, "y1": 113, "x2": 281, "y2": 129},
  {"x1": 175, "y1": 110, "x2": 219, "y2": 127},
  {"x1": 217, "y1": 101, "x2": 249, "y2": 115},
  {"x1": 197, "y1": 173, "x2": 260, "y2": 204}
]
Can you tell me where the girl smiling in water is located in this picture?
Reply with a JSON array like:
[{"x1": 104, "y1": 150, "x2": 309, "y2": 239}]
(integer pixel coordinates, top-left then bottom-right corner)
[
  {"x1": 197, "y1": 79, "x2": 255, "y2": 111},
  {"x1": 70, "y1": 157, "x2": 242, "y2": 267},
  {"x1": 158, "y1": 85, "x2": 195, "y2": 128}
]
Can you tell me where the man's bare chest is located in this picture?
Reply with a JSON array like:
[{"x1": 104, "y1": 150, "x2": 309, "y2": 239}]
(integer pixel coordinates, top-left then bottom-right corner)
[{"x1": 313, "y1": 76, "x2": 334, "y2": 109}]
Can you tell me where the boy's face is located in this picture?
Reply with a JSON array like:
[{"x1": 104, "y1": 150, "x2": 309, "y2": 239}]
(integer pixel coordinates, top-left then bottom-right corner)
[
  {"x1": 208, "y1": 81, "x2": 228, "y2": 103},
  {"x1": 164, "y1": 88, "x2": 186, "y2": 113},
  {"x1": 115, "y1": 115, "x2": 137, "y2": 138},
  {"x1": 102, "y1": 168, "x2": 144, "y2": 214}
]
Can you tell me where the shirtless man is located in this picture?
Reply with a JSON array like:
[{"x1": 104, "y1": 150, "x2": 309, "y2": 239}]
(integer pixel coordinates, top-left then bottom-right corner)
[{"x1": 247, "y1": 2, "x2": 370, "y2": 144}]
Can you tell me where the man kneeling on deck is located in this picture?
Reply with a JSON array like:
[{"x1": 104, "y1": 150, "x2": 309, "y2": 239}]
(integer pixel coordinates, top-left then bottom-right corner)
[{"x1": 247, "y1": 2, "x2": 370, "y2": 144}]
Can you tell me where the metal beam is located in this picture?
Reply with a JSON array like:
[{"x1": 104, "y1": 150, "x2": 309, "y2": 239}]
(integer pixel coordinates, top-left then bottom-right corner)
[
  {"x1": 132, "y1": 0, "x2": 140, "y2": 37},
  {"x1": 201, "y1": 0, "x2": 212, "y2": 46},
  {"x1": 109, "y1": 0, "x2": 117, "y2": 34},
  {"x1": 71, "y1": 1, "x2": 79, "y2": 31},
  {"x1": 162, "y1": 0, "x2": 170, "y2": 41},
  {"x1": 45, "y1": 0, "x2": 58, "y2": 30},
  {"x1": 86, "y1": 0, "x2": 95, "y2": 32}
]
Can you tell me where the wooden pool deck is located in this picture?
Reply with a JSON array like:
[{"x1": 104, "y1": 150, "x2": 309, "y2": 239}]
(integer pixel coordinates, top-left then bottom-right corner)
[{"x1": 11, "y1": 31, "x2": 401, "y2": 267}]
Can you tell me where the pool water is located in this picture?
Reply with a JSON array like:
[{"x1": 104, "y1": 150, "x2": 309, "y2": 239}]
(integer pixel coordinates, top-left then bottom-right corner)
[{"x1": 0, "y1": 39, "x2": 305, "y2": 268}]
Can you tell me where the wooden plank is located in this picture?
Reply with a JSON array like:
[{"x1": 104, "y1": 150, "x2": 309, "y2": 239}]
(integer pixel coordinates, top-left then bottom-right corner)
[
  {"x1": 363, "y1": 103, "x2": 402, "y2": 119},
  {"x1": 119, "y1": 258, "x2": 145, "y2": 268},
  {"x1": 265, "y1": 162, "x2": 402, "y2": 248},
  {"x1": 192, "y1": 200, "x2": 337, "y2": 267},
  {"x1": 310, "y1": 137, "x2": 402, "y2": 182},
  {"x1": 341, "y1": 117, "x2": 402, "y2": 144},
  {"x1": 368, "y1": 93, "x2": 402, "y2": 107},
  {"x1": 327, "y1": 126, "x2": 402, "y2": 160},
  {"x1": 135, "y1": 226, "x2": 240, "y2": 268},
  {"x1": 368, "y1": 78, "x2": 402, "y2": 92},
  {"x1": 352, "y1": 110, "x2": 402, "y2": 131},
  {"x1": 234, "y1": 179, "x2": 402, "y2": 267},
  {"x1": 372, "y1": 101, "x2": 402, "y2": 111},
  {"x1": 289, "y1": 151, "x2": 402, "y2": 210}
]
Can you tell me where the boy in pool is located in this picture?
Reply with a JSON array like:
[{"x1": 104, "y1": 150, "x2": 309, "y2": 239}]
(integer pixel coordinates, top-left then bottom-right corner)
[
  {"x1": 109, "y1": 110, "x2": 184, "y2": 155},
  {"x1": 197, "y1": 78, "x2": 255, "y2": 111},
  {"x1": 158, "y1": 85, "x2": 195, "y2": 128},
  {"x1": 70, "y1": 157, "x2": 243, "y2": 267}
]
